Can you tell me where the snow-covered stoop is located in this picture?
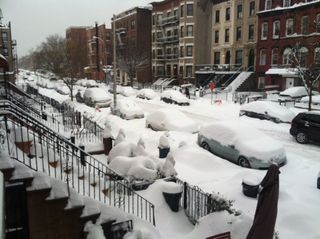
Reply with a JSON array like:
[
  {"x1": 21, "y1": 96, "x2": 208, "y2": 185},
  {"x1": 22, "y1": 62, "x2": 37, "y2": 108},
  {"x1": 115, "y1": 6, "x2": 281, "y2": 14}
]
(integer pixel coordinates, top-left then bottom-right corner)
[{"x1": 0, "y1": 148, "x2": 159, "y2": 239}]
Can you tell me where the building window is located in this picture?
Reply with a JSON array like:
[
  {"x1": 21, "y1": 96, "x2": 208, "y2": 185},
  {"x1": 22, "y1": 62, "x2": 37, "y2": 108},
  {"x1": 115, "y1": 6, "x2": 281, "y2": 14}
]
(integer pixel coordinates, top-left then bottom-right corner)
[
  {"x1": 248, "y1": 25, "x2": 254, "y2": 41},
  {"x1": 186, "y1": 46, "x2": 193, "y2": 56},
  {"x1": 237, "y1": 5, "x2": 243, "y2": 19},
  {"x1": 181, "y1": 5, "x2": 184, "y2": 18},
  {"x1": 215, "y1": 10, "x2": 220, "y2": 23},
  {"x1": 3, "y1": 47, "x2": 9, "y2": 56},
  {"x1": 225, "y1": 29, "x2": 230, "y2": 43},
  {"x1": 301, "y1": 16, "x2": 308, "y2": 35},
  {"x1": 180, "y1": 26, "x2": 184, "y2": 37},
  {"x1": 317, "y1": 14, "x2": 320, "y2": 33},
  {"x1": 152, "y1": 50, "x2": 156, "y2": 59},
  {"x1": 236, "y1": 27, "x2": 242, "y2": 41},
  {"x1": 174, "y1": 9, "x2": 178, "y2": 17},
  {"x1": 260, "y1": 49, "x2": 267, "y2": 65},
  {"x1": 286, "y1": 18, "x2": 294, "y2": 36},
  {"x1": 174, "y1": 28, "x2": 178, "y2": 36},
  {"x1": 131, "y1": 20, "x2": 135, "y2": 29},
  {"x1": 261, "y1": 22, "x2": 268, "y2": 40},
  {"x1": 249, "y1": 2, "x2": 255, "y2": 16},
  {"x1": 315, "y1": 47, "x2": 320, "y2": 67},
  {"x1": 214, "y1": 52, "x2": 220, "y2": 64},
  {"x1": 152, "y1": 33, "x2": 155, "y2": 42},
  {"x1": 1, "y1": 32, "x2": 8, "y2": 42},
  {"x1": 152, "y1": 15, "x2": 156, "y2": 25},
  {"x1": 180, "y1": 46, "x2": 184, "y2": 57},
  {"x1": 235, "y1": 50, "x2": 242, "y2": 65},
  {"x1": 258, "y1": 77, "x2": 265, "y2": 89},
  {"x1": 271, "y1": 48, "x2": 279, "y2": 65},
  {"x1": 298, "y1": 47, "x2": 308, "y2": 67},
  {"x1": 226, "y1": 7, "x2": 230, "y2": 21},
  {"x1": 273, "y1": 20, "x2": 280, "y2": 38},
  {"x1": 283, "y1": 0, "x2": 290, "y2": 7},
  {"x1": 265, "y1": 0, "x2": 272, "y2": 10},
  {"x1": 187, "y1": 4, "x2": 193, "y2": 16},
  {"x1": 186, "y1": 65, "x2": 192, "y2": 77},
  {"x1": 186, "y1": 25, "x2": 193, "y2": 37},
  {"x1": 179, "y1": 66, "x2": 183, "y2": 75},
  {"x1": 157, "y1": 48, "x2": 163, "y2": 56},
  {"x1": 283, "y1": 48, "x2": 292, "y2": 65},
  {"x1": 214, "y1": 30, "x2": 219, "y2": 43}
]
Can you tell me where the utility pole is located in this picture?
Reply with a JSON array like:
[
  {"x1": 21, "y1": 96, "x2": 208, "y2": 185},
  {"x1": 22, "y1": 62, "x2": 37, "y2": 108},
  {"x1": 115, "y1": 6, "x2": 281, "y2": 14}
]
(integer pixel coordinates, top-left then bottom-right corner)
[
  {"x1": 95, "y1": 22, "x2": 100, "y2": 77},
  {"x1": 112, "y1": 15, "x2": 117, "y2": 114}
]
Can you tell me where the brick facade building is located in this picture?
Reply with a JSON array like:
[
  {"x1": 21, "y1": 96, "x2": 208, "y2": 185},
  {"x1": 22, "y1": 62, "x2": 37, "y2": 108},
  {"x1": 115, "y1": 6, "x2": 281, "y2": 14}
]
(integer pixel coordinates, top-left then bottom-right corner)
[
  {"x1": 113, "y1": 7, "x2": 152, "y2": 86},
  {"x1": 66, "y1": 27, "x2": 88, "y2": 79},
  {"x1": 255, "y1": 0, "x2": 320, "y2": 91}
]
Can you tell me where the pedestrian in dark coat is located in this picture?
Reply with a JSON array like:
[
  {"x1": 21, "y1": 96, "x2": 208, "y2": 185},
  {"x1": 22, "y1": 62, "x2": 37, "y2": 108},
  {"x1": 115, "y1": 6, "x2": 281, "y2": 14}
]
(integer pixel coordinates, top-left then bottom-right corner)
[{"x1": 185, "y1": 87, "x2": 190, "y2": 99}]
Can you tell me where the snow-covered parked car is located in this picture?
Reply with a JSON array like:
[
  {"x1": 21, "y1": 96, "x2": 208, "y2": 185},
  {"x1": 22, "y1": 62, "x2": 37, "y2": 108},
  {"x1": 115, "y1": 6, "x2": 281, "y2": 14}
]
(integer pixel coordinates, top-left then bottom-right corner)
[
  {"x1": 112, "y1": 98, "x2": 144, "y2": 119},
  {"x1": 136, "y1": 89, "x2": 157, "y2": 100},
  {"x1": 56, "y1": 85, "x2": 70, "y2": 95},
  {"x1": 160, "y1": 89, "x2": 189, "y2": 106},
  {"x1": 118, "y1": 86, "x2": 136, "y2": 97},
  {"x1": 295, "y1": 95, "x2": 320, "y2": 110},
  {"x1": 198, "y1": 121, "x2": 287, "y2": 169},
  {"x1": 146, "y1": 108, "x2": 198, "y2": 133},
  {"x1": 239, "y1": 101, "x2": 296, "y2": 123},
  {"x1": 83, "y1": 88, "x2": 112, "y2": 108},
  {"x1": 279, "y1": 86, "x2": 318, "y2": 101}
]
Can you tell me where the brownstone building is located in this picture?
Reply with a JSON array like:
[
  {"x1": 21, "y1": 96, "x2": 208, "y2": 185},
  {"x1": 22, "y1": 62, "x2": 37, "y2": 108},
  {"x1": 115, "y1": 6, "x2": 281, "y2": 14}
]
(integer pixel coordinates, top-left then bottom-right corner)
[
  {"x1": 0, "y1": 10, "x2": 17, "y2": 83},
  {"x1": 113, "y1": 7, "x2": 152, "y2": 86},
  {"x1": 86, "y1": 23, "x2": 113, "y2": 82},
  {"x1": 255, "y1": 0, "x2": 320, "y2": 91},
  {"x1": 66, "y1": 26, "x2": 88, "y2": 79}
]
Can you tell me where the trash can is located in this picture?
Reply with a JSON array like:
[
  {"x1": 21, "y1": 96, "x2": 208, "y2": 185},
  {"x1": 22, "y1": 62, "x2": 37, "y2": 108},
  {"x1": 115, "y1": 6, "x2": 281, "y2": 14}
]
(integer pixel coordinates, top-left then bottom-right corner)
[
  {"x1": 163, "y1": 192, "x2": 182, "y2": 212},
  {"x1": 159, "y1": 147, "x2": 170, "y2": 158},
  {"x1": 242, "y1": 180, "x2": 259, "y2": 198},
  {"x1": 162, "y1": 182, "x2": 183, "y2": 212},
  {"x1": 103, "y1": 137, "x2": 113, "y2": 155}
]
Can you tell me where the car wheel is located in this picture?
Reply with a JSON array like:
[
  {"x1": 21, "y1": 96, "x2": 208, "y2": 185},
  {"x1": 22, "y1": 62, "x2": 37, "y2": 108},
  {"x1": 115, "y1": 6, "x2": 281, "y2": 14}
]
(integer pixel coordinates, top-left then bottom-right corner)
[
  {"x1": 296, "y1": 131, "x2": 308, "y2": 144},
  {"x1": 238, "y1": 156, "x2": 251, "y2": 168},
  {"x1": 200, "y1": 142, "x2": 211, "y2": 152}
]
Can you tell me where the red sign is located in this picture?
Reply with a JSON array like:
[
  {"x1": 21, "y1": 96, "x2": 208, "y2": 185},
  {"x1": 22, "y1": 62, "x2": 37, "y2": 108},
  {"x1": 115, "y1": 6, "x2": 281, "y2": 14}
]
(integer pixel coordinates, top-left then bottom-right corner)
[{"x1": 210, "y1": 82, "x2": 215, "y2": 92}]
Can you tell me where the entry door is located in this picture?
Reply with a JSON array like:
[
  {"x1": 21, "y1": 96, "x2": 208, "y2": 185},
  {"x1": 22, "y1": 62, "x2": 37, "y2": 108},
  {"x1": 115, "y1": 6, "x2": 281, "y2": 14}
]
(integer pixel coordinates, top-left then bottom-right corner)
[{"x1": 286, "y1": 78, "x2": 294, "y2": 89}]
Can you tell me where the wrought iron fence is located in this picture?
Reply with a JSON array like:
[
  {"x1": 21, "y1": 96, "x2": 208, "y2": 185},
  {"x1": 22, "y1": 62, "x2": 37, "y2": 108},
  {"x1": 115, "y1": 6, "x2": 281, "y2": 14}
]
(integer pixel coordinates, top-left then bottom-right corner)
[{"x1": 0, "y1": 101, "x2": 155, "y2": 226}]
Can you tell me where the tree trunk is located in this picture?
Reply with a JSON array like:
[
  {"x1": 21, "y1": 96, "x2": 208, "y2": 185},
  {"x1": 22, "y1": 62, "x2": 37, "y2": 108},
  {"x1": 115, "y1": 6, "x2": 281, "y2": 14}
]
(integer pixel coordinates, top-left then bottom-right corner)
[{"x1": 308, "y1": 87, "x2": 312, "y2": 111}]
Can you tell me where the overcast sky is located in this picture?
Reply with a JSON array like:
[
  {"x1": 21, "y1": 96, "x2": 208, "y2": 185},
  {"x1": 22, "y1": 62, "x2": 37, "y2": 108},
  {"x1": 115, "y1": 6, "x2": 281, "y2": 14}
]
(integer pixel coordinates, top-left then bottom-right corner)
[{"x1": 1, "y1": 0, "x2": 160, "y2": 57}]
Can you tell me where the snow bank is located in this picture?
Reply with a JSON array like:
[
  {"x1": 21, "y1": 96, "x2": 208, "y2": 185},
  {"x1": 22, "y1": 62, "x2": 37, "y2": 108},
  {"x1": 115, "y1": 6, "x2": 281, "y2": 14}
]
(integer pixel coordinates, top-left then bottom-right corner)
[
  {"x1": 159, "y1": 133, "x2": 170, "y2": 148},
  {"x1": 65, "y1": 188, "x2": 84, "y2": 209},
  {"x1": 280, "y1": 86, "x2": 307, "y2": 98},
  {"x1": 107, "y1": 141, "x2": 135, "y2": 163},
  {"x1": 11, "y1": 161, "x2": 33, "y2": 180},
  {"x1": 183, "y1": 211, "x2": 252, "y2": 239},
  {"x1": 27, "y1": 172, "x2": 51, "y2": 191},
  {"x1": 46, "y1": 178, "x2": 68, "y2": 200},
  {"x1": 84, "y1": 221, "x2": 106, "y2": 239}
]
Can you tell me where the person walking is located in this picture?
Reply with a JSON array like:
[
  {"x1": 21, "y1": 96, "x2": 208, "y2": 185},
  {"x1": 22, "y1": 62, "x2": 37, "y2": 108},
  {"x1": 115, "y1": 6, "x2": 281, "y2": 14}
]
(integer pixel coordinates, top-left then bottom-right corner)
[{"x1": 185, "y1": 87, "x2": 190, "y2": 99}]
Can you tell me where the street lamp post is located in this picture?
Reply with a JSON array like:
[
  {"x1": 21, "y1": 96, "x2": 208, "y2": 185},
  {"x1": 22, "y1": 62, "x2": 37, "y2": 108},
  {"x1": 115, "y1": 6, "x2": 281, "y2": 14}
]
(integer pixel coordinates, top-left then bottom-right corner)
[{"x1": 112, "y1": 14, "x2": 117, "y2": 114}]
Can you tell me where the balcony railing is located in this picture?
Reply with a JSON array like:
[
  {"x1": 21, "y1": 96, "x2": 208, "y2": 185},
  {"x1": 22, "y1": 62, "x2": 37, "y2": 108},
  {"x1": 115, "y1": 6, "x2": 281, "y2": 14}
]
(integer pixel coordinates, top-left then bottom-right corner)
[
  {"x1": 157, "y1": 35, "x2": 179, "y2": 44},
  {"x1": 158, "y1": 15, "x2": 179, "y2": 26},
  {"x1": 195, "y1": 64, "x2": 242, "y2": 73}
]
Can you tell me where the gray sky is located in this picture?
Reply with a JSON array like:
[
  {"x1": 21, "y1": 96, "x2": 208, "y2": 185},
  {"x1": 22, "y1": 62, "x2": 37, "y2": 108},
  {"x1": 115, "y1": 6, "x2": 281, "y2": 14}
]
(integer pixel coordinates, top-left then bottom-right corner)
[{"x1": 1, "y1": 0, "x2": 160, "y2": 57}]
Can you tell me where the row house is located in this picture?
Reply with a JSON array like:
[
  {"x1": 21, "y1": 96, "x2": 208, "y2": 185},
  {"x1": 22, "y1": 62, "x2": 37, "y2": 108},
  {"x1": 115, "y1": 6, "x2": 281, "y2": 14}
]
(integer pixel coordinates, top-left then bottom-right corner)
[
  {"x1": 211, "y1": 0, "x2": 258, "y2": 69},
  {"x1": 151, "y1": 0, "x2": 212, "y2": 85},
  {"x1": 113, "y1": 7, "x2": 152, "y2": 86},
  {"x1": 0, "y1": 10, "x2": 17, "y2": 83},
  {"x1": 66, "y1": 24, "x2": 112, "y2": 82},
  {"x1": 86, "y1": 23, "x2": 113, "y2": 82},
  {"x1": 255, "y1": 0, "x2": 320, "y2": 91},
  {"x1": 66, "y1": 26, "x2": 89, "y2": 79}
]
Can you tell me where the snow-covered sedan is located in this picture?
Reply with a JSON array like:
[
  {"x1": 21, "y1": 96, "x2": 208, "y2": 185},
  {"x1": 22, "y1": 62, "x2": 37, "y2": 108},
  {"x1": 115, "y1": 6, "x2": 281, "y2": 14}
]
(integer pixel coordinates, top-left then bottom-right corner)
[
  {"x1": 112, "y1": 98, "x2": 144, "y2": 119},
  {"x1": 118, "y1": 86, "x2": 136, "y2": 97},
  {"x1": 198, "y1": 121, "x2": 287, "y2": 169},
  {"x1": 83, "y1": 88, "x2": 112, "y2": 108},
  {"x1": 146, "y1": 108, "x2": 198, "y2": 133},
  {"x1": 240, "y1": 100, "x2": 296, "y2": 123},
  {"x1": 136, "y1": 89, "x2": 157, "y2": 100},
  {"x1": 160, "y1": 89, "x2": 189, "y2": 106}
]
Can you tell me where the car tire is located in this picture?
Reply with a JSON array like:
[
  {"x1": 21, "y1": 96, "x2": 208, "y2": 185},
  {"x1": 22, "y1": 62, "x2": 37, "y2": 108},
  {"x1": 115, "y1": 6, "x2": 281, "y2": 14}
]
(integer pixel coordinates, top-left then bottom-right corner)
[
  {"x1": 238, "y1": 156, "x2": 251, "y2": 168},
  {"x1": 296, "y1": 131, "x2": 309, "y2": 144},
  {"x1": 200, "y1": 142, "x2": 211, "y2": 152}
]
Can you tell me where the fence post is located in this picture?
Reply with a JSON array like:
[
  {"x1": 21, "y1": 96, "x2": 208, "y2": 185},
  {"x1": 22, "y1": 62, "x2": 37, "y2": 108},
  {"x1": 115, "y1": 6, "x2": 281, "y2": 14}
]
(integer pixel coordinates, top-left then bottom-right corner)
[
  {"x1": 183, "y1": 182, "x2": 187, "y2": 210},
  {"x1": 94, "y1": 122, "x2": 97, "y2": 136},
  {"x1": 79, "y1": 145, "x2": 86, "y2": 167},
  {"x1": 152, "y1": 205, "x2": 156, "y2": 226}
]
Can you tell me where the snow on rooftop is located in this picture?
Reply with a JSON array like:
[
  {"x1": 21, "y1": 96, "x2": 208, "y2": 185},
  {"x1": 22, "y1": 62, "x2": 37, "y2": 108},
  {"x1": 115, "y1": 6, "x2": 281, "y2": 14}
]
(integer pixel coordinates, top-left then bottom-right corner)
[
  {"x1": 265, "y1": 68, "x2": 298, "y2": 76},
  {"x1": 257, "y1": 0, "x2": 320, "y2": 14}
]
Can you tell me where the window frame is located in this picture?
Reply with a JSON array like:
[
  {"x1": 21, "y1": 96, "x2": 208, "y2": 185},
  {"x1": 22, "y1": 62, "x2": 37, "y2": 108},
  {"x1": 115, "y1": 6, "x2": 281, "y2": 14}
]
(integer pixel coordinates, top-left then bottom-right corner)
[
  {"x1": 237, "y1": 5, "x2": 243, "y2": 19},
  {"x1": 273, "y1": 20, "x2": 280, "y2": 39},
  {"x1": 265, "y1": 0, "x2": 272, "y2": 10},
  {"x1": 261, "y1": 22, "x2": 268, "y2": 40},
  {"x1": 214, "y1": 30, "x2": 219, "y2": 43},
  {"x1": 225, "y1": 29, "x2": 230, "y2": 43},
  {"x1": 186, "y1": 25, "x2": 193, "y2": 37},
  {"x1": 249, "y1": 1, "x2": 255, "y2": 16},
  {"x1": 286, "y1": 18, "x2": 294, "y2": 36},
  {"x1": 301, "y1": 16, "x2": 308, "y2": 35},
  {"x1": 236, "y1": 26, "x2": 242, "y2": 41},
  {"x1": 215, "y1": 10, "x2": 220, "y2": 23},
  {"x1": 271, "y1": 48, "x2": 279, "y2": 65},
  {"x1": 225, "y1": 7, "x2": 230, "y2": 21},
  {"x1": 260, "y1": 49, "x2": 267, "y2": 65},
  {"x1": 186, "y1": 45, "x2": 193, "y2": 57},
  {"x1": 248, "y1": 24, "x2": 254, "y2": 41},
  {"x1": 186, "y1": 4, "x2": 193, "y2": 16}
]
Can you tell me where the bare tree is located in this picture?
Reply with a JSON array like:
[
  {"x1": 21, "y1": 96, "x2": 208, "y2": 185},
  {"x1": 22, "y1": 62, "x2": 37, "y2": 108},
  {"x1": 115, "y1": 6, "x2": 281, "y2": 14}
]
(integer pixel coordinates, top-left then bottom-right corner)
[
  {"x1": 290, "y1": 45, "x2": 320, "y2": 111},
  {"x1": 117, "y1": 42, "x2": 150, "y2": 87}
]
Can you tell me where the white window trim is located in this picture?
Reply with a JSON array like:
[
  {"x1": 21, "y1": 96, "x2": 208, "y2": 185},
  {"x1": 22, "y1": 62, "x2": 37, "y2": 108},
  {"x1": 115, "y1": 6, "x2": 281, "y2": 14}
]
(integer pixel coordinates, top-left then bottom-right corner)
[
  {"x1": 286, "y1": 18, "x2": 294, "y2": 36},
  {"x1": 261, "y1": 22, "x2": 268, "y2": 40},
  {"x1": 272, "y1": 20, "x2": 280, "y2": 39}
]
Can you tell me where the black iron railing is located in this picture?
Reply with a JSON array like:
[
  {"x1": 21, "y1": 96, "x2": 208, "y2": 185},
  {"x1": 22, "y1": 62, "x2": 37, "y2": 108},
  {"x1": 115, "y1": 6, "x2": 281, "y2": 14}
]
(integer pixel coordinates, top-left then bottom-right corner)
[{"x1": 0, "y1": 100, "x2": 155, "y2": 225}]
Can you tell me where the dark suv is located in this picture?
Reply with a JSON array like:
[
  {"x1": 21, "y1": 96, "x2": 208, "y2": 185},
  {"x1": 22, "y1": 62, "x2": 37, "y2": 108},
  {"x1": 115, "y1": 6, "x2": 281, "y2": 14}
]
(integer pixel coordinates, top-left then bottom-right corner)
[{"x1": 290, "y1": 112, "x2": 320, "y2": 144}]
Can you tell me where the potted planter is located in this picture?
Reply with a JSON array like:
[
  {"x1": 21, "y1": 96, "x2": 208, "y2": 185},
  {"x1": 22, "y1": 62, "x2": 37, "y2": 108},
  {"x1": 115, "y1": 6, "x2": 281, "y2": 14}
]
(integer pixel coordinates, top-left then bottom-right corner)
[{"x1": 162, "y1": 182, "x2": 183, "y2": 212}]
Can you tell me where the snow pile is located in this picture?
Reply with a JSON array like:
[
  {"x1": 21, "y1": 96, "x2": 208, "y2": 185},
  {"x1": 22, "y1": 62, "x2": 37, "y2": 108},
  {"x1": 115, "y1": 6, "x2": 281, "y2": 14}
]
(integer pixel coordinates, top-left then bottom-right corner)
[
  {"x1": 38, "y1": 87, "x2": 69, "y2": 103},
  {"x1": 0, "y1": 142, "x2": 14, "y2": 169},
  {"x1": 84, "y1": 221, "x2": 106, "y2": 239},
  {"x1": 107, "y1": 141, "x2": 136, "y2": 163},
  {"x1": 119, "y1": 86, "x2": 136, "y2": 97},
  {"x1": 83, "y1": 88, "x2": 111, "y2": 102},
  {"x1": 114, "y1": 128, "x2": 126, "y2": 145},
  {"x1": 137, "y1": 89, "x2": 157, "y2": 100},
  {"x1": 65, "y1": 188, "x2": 84, "y2": 209},
  {"x1": 300, "y1": 95, "x2": 320, "y2": 104},
  {"x1": 115, "y1": 98, "x2": 144, "y2": 119},
  {"x1": 46, "y1": 178, "x2": 68, "y2": 200},
  {"x1": 27, "y1": 172, "x2": 51, "y2": 191},
  {"x1": 158, "y1": 132, "x2": 170, "y2": 149},
  {"x1": 160, "y1": 153, "x2": 177, "y2": 178},
  {"x1": 183, "y1": 211, "x2": 252, "y2": 239},
  {"x1": 162, "y1": 181, "x2": 182, "y2": 194},
  {"x1": 11, "y1": 161, "x2": 33, "y2": 180},
  {"x1": 109, "y1": 156, "x2": 158, "y2": 182},
  {"x1": 161, "y1": 90, "x2": 189, "y2": 104}
]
